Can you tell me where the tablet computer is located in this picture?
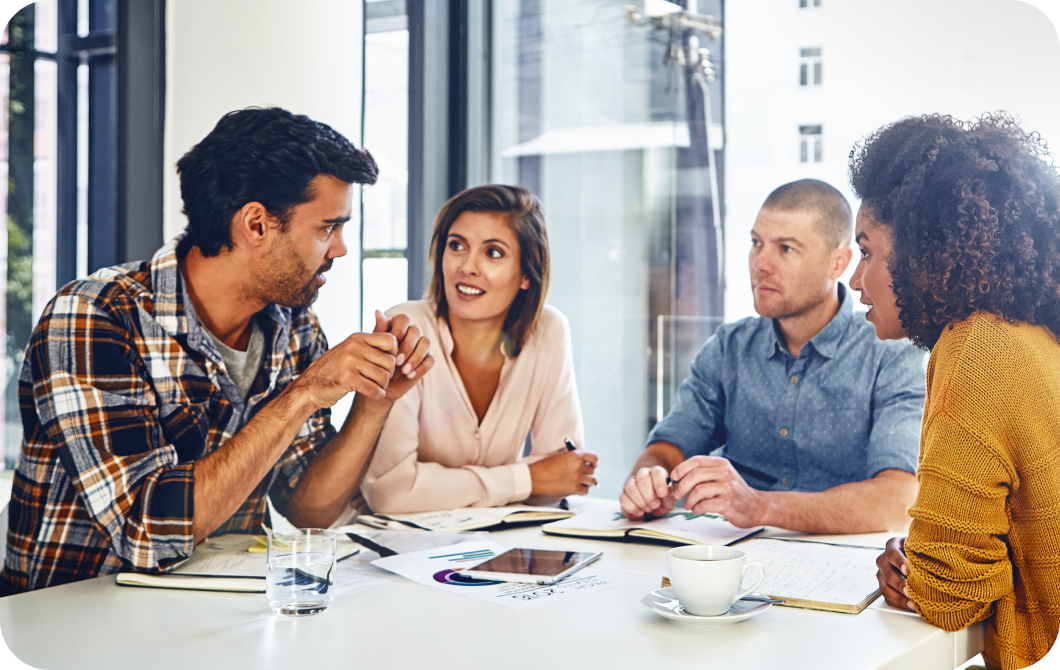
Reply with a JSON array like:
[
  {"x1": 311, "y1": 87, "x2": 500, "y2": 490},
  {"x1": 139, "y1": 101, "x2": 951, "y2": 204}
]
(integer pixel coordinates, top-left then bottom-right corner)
[{"x1": 460, "y1": 547, "x2": 602, "y2": 585}]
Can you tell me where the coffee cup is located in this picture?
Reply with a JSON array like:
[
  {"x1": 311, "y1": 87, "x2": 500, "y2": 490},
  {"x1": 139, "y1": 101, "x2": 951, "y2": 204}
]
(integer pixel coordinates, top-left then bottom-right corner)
[{"x1": 666, "y1": 545, "x2": 766, "y2": 616}]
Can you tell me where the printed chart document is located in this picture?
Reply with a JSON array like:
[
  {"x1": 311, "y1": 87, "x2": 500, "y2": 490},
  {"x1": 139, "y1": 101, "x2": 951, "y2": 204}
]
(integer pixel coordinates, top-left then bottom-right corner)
[
  {"x1": 734, "y1": 537, "x2": 882, "y2": 614},
  {"x1": 371, "y1": 540, "x2": 637, "y2": 610},
  {"x1": 116, "y1": 534, "x2": 360, "y2": 593},
  {"x1": 358, "y1": 505, "x2": 573, "y2": 532},
  {"x1": 542, "y1": 507, "x2": 761, "y2": 546}
]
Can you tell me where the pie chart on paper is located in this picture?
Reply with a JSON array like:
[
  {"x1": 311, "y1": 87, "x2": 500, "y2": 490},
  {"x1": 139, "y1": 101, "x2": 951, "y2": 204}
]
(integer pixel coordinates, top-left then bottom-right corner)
[{"x1": 432, "y1": 569, "x2": 502, "y2": 586}]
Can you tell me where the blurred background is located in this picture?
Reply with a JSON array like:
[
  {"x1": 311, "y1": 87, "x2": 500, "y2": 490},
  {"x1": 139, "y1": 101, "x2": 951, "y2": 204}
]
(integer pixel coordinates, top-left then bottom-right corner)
[{"x1": 0, "y1": 0, "x2": 1057, "y2": 499}]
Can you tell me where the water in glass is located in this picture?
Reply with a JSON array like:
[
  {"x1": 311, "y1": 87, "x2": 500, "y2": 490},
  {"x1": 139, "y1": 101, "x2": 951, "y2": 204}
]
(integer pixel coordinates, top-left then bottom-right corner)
[{"x1": 266, "y1": 529, "x2": 336, "y2": 616}]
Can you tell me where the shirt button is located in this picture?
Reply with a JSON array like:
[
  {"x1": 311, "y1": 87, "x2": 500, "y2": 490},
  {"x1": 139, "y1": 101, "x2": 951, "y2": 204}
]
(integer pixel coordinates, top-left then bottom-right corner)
[
  {"x1": 780, "y1": 428, "x2": 788, "y2": 436},
  {"x1": 783, "y1": 478, "x2": 791, "y2": 485},
  {"x1": 791, "y1": 376, "x2": 798, "y2": 384}
]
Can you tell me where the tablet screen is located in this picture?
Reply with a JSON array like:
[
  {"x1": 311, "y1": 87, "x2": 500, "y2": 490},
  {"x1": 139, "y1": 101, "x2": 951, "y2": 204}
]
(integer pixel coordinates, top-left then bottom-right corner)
[{"x1": 464, "y1": 548, "x2": 599, "y2": 577}]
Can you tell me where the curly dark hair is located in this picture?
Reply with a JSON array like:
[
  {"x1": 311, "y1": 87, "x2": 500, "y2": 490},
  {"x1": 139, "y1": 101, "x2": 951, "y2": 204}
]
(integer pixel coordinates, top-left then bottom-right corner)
[
  {"x1": 177, "y1": 107, "x2": 378, "y2": 257},
  {"x1": 849, "y1": 112, "x2": 1060, "y2": 349}
]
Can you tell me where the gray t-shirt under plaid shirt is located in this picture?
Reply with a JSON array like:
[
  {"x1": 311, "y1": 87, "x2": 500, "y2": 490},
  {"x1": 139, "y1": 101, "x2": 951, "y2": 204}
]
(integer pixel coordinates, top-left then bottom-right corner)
[{"x1": 204, "y1": 317, "x2": 266, "y2": 399}]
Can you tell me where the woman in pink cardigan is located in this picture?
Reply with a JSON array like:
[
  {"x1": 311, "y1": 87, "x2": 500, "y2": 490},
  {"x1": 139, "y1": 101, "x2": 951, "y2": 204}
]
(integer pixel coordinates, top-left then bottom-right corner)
[{"x1": 361, "y1": 185, "x2": 596, "y2": 513}]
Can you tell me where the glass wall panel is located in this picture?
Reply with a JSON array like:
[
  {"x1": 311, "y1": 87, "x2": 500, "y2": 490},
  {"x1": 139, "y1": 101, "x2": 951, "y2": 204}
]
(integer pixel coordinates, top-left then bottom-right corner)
[
  {"x1": 361, "y1": 256, "x2": 409, "y2": 328},
  {"x1": 362, "y1": 1, "x2": 410, "y2": 329},
  {"x1": 490, "y1": 0, "x2": 725, "y2": 496},
  {"x1": 2, "y1": 1, "x2": 58, "y2": 468}
]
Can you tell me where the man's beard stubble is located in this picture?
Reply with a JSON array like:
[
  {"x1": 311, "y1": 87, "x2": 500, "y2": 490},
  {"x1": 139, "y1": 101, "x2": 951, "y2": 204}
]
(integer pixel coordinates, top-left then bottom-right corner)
[
  {"x1": 753, "y1": 279, "x2": 832, "y2": 322},
  {"x1": 253, "y1": 245, "x2": 332, "y2": 309}
]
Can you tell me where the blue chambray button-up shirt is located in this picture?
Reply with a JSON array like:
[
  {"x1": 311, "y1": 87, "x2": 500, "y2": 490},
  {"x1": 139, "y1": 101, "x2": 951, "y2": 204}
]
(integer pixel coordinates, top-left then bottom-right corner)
[{"x1": 647, "y1": 283, "x2": 926, "y2": 493}]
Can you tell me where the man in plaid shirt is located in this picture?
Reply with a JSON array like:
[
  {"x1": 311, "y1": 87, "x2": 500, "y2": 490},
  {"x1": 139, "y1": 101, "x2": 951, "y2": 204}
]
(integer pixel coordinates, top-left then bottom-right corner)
[{"x1": 0, "y1": 108, "x2": 434, "y2": 594}]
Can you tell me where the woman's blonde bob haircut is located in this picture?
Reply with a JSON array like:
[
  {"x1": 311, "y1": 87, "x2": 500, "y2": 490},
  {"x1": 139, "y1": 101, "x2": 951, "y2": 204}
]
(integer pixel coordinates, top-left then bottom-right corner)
[{"x1": 427, "y1": 184, "x2": 550, "y2": 356}]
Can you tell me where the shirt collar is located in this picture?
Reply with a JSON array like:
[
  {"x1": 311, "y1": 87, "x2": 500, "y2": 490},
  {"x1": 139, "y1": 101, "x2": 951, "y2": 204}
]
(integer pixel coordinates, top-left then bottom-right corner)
[
  {"x1": 763, "y1": 283, "x2": 853, "y2": 360},
  {"x1": 148, "y1": 235, "x2": 191, "y2": 341},
  {"x1": 808, "y1": 283, "x2": 854, "y2": 359},
  {"x1": 151, "y1": 233, "x2": 291, "y2": 359},
  {"x1": 438, "y1": 312, "x2": 456, "y2": 357}
]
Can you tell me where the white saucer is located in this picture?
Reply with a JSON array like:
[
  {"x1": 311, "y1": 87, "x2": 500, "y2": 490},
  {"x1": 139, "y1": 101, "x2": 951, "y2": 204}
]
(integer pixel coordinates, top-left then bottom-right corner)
[{"x1": 641, "y1": 587, "x2": 772, "y2": 628}]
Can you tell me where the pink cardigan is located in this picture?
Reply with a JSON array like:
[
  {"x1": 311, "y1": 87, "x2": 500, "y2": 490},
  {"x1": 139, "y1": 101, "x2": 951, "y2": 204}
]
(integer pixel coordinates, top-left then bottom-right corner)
[{"x1": 361, "y1": 300, "x2": 585, "y2": 513}]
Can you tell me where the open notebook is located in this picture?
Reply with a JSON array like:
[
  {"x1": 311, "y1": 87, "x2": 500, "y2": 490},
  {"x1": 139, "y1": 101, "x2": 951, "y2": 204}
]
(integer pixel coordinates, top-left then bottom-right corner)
[
  {"x1": 116, "y1": 533, "x2": 360, "y2": 593},
  {"x1": 672, "y1": 537, "x2": 883, "y2": 614},
  {"x1": 542, "y1": 508, "x2": 761, "y2": 546},
  {"x1": 357, "y1": 505, "x2": 574, "y2": 532}
]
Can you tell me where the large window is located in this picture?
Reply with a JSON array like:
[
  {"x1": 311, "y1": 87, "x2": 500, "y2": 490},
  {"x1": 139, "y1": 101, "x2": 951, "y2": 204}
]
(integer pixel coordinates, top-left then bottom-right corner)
[
  {"x1": 1, "y1": 0, "x2": 164, "y2": 468},
  {"x1": 489, "y1": 0, "x2": 725, "y2": 496},
  {"x1": 361, "y1": 0, "x2": 410, "y2": 328},
  {"x1": 2, "y1": 2, "x2": 58, "y2": 468}
]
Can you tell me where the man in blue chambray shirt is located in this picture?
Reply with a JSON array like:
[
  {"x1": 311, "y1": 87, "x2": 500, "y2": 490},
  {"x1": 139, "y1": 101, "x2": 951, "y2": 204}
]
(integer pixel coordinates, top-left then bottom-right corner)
[{"x1": 620, "y1": 179, "x2": 925, "y2": 533}]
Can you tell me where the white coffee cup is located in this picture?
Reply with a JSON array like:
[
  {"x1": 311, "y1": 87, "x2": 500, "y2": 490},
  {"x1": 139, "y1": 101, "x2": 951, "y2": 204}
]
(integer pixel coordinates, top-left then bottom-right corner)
[{"x1": 666, "y1": 545, "x2": 766, "y2": 616}]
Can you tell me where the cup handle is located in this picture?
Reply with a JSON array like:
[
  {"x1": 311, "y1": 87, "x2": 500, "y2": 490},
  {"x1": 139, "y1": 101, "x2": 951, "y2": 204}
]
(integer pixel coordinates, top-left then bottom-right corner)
[{"x1": 734, "y1": 561, "x2": 766, "y2": 602}]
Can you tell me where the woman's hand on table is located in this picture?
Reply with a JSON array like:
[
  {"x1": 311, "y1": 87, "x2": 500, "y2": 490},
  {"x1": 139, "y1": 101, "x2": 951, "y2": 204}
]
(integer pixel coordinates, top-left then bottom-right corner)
[
  {"x1": 529, "y1": 449, "x2": 598, "y2": 497},
  {"x1": 876, "y1": 536, "x2": 915, "y2": 611}
]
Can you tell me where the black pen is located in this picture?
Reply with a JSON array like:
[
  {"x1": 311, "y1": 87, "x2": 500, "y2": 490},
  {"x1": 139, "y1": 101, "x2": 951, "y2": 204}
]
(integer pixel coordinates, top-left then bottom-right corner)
[{"x1": 565, "y1": 438, "x2": 595, "y2": 478}]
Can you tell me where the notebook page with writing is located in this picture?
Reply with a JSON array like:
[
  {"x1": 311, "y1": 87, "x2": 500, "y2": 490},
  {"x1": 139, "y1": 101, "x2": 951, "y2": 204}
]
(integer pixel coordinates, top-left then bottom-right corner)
[{"x1": 735, "y1": 538, "x2": 881, "y2": 613}]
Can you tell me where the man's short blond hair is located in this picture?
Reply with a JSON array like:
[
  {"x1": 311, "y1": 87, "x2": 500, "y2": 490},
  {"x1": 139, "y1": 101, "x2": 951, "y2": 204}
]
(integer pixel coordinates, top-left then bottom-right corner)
[{"x1": 761, "y1": 179, "x2": 852, "y2": 249}]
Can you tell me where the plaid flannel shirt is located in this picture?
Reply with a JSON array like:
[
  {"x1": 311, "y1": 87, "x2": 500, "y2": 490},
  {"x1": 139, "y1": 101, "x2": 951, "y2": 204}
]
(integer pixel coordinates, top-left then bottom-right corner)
[{"x1": 0, "y1": 236, "x2": 335, "y2": 594}]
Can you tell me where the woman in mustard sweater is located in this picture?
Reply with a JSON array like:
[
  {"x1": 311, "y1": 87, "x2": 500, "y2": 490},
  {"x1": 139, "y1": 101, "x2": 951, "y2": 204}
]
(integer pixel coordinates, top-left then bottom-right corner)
[{"x1": 848, "y1": 113, "x2": 1060, "y2": 670}]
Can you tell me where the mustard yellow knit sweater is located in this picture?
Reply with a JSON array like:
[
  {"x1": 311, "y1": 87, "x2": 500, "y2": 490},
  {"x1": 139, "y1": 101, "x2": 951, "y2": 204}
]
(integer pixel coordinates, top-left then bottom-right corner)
[{"x1": 906, "y1": 312, "x2": 1060, "y2": 670}]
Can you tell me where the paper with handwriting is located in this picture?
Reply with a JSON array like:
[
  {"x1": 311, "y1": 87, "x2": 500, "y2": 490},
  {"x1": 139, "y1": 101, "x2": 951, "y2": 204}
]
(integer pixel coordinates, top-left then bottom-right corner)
[{"x1": 737, "y1": 538, "x2": 881, "y2": 607}]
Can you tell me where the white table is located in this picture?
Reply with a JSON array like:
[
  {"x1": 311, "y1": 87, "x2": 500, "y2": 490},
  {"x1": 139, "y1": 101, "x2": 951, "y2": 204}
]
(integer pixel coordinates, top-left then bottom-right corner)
[{"x1": 0, "y1": 498, "x2": 983, "y2": 670}]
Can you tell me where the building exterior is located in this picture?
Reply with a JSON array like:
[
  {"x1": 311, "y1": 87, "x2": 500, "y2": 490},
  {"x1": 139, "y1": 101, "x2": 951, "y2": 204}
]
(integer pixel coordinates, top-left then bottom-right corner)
[{"x1": 724, "y1": 0, "x2": 1060, "y2": 321}]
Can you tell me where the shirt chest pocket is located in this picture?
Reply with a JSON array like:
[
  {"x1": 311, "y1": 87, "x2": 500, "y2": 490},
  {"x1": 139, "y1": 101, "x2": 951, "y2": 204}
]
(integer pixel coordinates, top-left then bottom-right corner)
[{"x1": 799, "y1": 406, "x2": 871, "y2": 481}]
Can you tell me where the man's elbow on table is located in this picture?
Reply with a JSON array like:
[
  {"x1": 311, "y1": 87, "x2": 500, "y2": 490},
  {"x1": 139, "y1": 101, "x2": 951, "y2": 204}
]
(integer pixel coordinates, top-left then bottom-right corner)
[{"x1": 872, "y1": 469, "x2": 918, "y2": 533}]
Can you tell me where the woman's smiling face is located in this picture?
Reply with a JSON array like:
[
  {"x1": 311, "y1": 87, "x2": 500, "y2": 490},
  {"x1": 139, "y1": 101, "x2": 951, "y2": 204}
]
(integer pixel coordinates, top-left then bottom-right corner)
[
  {"x1": 442, "y1": 211, "x2": 530, "y2": 326},
  {"x1": 850, "y1": 205, "x2": 907, "y2": 340}
]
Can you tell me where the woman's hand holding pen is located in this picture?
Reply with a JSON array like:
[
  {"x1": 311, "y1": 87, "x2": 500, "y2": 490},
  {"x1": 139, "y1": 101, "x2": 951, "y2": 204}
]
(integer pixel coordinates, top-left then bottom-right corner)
[
  {"x1": 876, "y1": 537, "x2": 916, "y2": 612},
  {"x1": 620, "y1": 466, "x2": 676, "y2": 520},
  {"x1": 528, "y1": 441, "x2": 598, "y2": 497}
]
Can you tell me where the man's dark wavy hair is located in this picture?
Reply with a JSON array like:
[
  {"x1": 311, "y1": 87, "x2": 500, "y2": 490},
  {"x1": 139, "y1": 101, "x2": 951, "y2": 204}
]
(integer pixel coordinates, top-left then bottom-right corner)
[
  {"x1": 849, "y1": 112, "x2": 1060, "y2": 349},
  {"x1": 177, "y1": 107, "x2": 378, "y2": 257}
]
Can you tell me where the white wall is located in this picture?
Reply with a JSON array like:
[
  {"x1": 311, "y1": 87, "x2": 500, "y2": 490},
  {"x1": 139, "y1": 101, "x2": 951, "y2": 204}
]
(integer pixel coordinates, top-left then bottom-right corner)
[
  {"x1": 165, "y1": 0, "x2": 365, "y2": 423},
  {"x1": 724, "y1": 0, "x2": 1060, "y2": 322}
]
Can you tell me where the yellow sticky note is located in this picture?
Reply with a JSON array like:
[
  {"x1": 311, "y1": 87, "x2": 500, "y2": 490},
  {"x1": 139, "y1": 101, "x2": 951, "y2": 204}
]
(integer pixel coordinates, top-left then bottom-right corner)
[{"x1": 247, "y1": 536, "x2": 268, "y2": 554}]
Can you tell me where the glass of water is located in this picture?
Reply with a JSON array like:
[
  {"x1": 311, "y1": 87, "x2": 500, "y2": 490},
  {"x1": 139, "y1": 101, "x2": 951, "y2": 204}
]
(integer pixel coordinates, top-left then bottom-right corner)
[{"x1": 266, "y1": 528, "x2": 337, "y2": 617}]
